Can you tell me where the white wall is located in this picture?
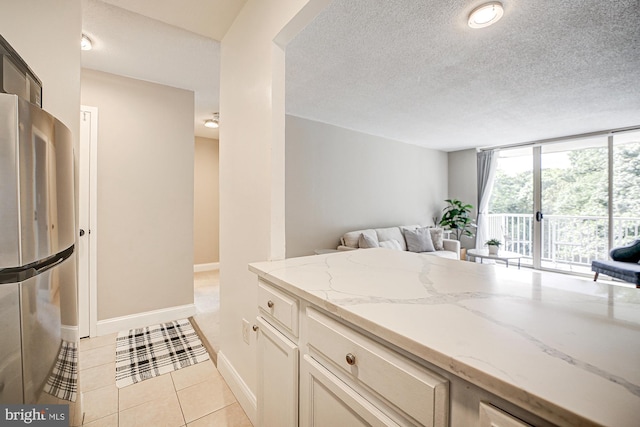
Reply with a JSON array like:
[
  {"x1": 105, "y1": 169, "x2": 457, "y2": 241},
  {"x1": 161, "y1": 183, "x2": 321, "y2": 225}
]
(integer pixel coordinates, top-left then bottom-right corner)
[
  {"x1": 81, "y1": 69, "x2": 194, "y2": 322},
  {"x1": 286, "y1": 115, "x2": 448, "y2": 256},
  {"x1": 0, "y1": 0, "x2": 81, "y2": 144},
  {"x1": 218, "y1": 0, "x2": 328, "y2": 421},
  {"x1": 194, "y1": 136, "x2": 219, "y2": 264},
  {"x1": 448, "y1": 148, "x2": 478, "y2": 249}
]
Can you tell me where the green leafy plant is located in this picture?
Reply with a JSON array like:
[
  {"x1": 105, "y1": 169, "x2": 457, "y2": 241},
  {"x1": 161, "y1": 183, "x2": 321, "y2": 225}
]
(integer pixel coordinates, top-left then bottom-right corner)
[
  {"x1": 439, "y1": 199, "x2": 476, "y2": 241},
  {"x1": 485, "y1": 239, "x2": 502, "y2": 247}
]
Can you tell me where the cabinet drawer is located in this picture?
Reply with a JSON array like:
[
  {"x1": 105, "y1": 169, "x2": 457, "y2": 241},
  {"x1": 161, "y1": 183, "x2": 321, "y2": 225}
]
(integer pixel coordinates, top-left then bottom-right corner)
[
  {"x1": 258, "y1": 279, "x2": 299, "y2": 336},
  {"x1": 479, "y1": 402, "x2": 532, "y2": 427},
  {"x1": 306, "y1": 308, "x2": 448, "y2": 427}
]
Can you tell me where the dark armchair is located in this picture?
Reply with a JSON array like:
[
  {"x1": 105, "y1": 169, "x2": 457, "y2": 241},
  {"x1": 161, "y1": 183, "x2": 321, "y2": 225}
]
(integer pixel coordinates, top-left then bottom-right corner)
[{"x1": 591, "y1": 239, "x2": 640, "y2": 287}]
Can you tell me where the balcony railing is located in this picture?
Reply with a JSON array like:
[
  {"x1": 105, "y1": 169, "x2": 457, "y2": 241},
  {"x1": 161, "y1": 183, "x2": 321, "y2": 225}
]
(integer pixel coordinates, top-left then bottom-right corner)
[{"x1": 486, "y1": 214, "x2": 640, "y2": 267}]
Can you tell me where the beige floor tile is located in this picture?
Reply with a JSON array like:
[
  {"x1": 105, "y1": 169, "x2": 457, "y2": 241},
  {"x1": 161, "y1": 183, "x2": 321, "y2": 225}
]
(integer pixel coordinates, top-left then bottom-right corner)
[
  {"x1": 119, "y1": 392, "x2": 185, "y2": 427},
  {"x1": 170, "y1": 360, "x2": 218, "y2": 391},
  {"x1": 79, "y1": 333, "x2": 117, "y2": 352},
  {"x1": 119, "y1": 373, "x2": 176, "y2": 411},
  {"x1": 81, "y1": 362, "x2": 116, "y2": 392},
  {"x1": 35, "y1": 391, "x2": 64, "y2": 404},
  {"x1": 80, "y1": 344, "x2": 116, "y2": 371},
  {"x1": 82, "y1": 413, "x2": 119, "y2": 427},
  {"x1": 81, "y1": 384, "x2": 118, "y2": 424},
  {"x1": 192, "y1": 269, "x2": 220, "y2": 355},
  {"x1": 177, "y1": 377, "x2": 236, "y2": 423},
  {"x1": 187, "y1": 402, "x2": 253, "y2": 427},
  {"x1": 69, "y1": 399, "x2": 83, "y2": 427}
]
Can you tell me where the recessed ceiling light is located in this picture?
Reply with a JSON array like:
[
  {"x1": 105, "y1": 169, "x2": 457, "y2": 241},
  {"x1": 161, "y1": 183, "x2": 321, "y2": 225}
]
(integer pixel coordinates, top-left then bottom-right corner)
[
  {"x1": 468, "y1": 2, "x2": 504, "y2": 29},
  {"x1": 81, "y1": 34, "x2": 93, "y2": 51}
]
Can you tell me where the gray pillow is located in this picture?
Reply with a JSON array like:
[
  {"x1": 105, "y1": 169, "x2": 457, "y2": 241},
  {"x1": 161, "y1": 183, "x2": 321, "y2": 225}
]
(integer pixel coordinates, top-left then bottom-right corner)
[
  {"x1": 610, "y1": 239, "x2": 640, "y2": 263},
  {"x1": 358, "y1": 233, "x2": 379, "y2": 248},
  {"x1": 403, "y1": 227, "x2": 435, "y2": 253},
  {"x1": 429, "y1": 228, "x2": 444, "y2": 251}
]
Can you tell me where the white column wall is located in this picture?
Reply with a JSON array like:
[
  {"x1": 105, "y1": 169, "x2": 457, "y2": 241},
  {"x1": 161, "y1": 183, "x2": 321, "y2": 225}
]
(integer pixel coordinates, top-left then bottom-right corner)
[{"x1": 217, "y1": 0, "x2": 329, "y2": 422}]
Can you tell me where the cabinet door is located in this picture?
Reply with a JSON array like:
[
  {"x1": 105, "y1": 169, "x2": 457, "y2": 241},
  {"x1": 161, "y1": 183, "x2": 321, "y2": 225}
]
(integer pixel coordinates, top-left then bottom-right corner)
[
  {"x1": 300, "y1": 355, "x2": 401, "y2": 427},
  {"x1": 257, "y1": 316, "x2": 298, "y2": 427}
]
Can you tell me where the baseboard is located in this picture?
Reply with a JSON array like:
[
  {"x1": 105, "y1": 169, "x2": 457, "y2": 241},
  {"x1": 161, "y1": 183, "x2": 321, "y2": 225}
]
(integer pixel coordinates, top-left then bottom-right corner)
[
  {"x1": 217, "y1": 351, "x2": 257, "y2": 425},
  {"x1": 194, "y1": 262, "x2": 219, "y2": 272},
  {"x1": 96, "y1": 304, "x2": 196, "y2": 336},
  {"x1": 60, "y1": 325, "x2": 79, "y2": 343}
]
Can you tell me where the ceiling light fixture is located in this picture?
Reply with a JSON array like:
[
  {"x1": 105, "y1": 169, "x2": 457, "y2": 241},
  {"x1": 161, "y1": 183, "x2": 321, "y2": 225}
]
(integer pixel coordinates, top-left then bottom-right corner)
[
  {"x1": 468, "y1": 2, "x2": 504, "y2": 28},
  {"x1": 81, "y1": 34, "x2": 93, "y2": 51},
  {"x1": 204, "y1": 113, "x2": 219, "y2": 129}
]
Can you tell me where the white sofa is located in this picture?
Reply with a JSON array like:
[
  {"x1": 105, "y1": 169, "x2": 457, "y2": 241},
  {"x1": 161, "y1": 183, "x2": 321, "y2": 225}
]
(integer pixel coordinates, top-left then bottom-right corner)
[{"x1": 337, "y1": 225, "x2": 460, "y2": 260}]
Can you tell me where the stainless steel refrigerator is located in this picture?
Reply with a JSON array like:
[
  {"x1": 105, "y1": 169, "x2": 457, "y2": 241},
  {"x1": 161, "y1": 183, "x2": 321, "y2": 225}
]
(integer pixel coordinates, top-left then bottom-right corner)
[{"x1": 0, "y1": 92, "x2": 77, "y2": 404}]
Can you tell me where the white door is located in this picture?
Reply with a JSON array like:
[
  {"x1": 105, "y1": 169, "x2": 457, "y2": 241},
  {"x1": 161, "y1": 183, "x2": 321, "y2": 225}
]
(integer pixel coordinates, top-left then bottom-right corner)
[{"x1": 79, "y1": 106, "x2": 98, "y2": 338}]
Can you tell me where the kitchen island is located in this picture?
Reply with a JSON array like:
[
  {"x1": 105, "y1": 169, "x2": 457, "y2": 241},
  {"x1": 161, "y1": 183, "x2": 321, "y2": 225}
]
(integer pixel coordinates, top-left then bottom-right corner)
[{"x1": 249, "y1": 248, "x2": 640, "y2": 427}]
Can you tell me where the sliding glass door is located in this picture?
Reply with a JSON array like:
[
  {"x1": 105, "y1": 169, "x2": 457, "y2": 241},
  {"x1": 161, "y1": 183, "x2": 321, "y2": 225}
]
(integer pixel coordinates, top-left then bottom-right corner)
[
  {"x1": 539, "y1": 137, "x2": 608, "y2": 273},
  {"x1": 487, "y1": 147, "x2": 534, "y2": 267},
  {"x1": 487, "y1": 130, "x2": 640, "y2": 275},
  {"x1": 612, "y1": 131, "x2": 640, "y2": 246}
]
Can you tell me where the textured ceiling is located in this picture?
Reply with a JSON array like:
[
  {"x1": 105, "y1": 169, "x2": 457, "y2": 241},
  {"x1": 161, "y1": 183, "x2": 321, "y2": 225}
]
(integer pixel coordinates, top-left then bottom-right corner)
[
  {"x1": 81, "y1": 0, "x2": 223, "y2": 139},
  {"x1": 286, "y1": 0, "x2": 640, "y2": 152}
]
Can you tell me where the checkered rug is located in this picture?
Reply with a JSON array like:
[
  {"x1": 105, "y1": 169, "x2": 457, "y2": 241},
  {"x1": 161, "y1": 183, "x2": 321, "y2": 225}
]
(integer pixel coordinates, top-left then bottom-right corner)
[
  {"x1": 44, "y1": 340, "x2": 78, "y2": 402},
  {"x1": 115, "y1": 319, "x2": 209, "y2": 388}
]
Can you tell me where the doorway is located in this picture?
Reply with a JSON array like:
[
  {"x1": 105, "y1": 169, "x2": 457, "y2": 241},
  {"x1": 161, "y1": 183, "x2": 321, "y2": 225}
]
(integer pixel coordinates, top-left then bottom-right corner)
[{"x1": 79, "y1": 106, "x2": 98, "y2": 338}]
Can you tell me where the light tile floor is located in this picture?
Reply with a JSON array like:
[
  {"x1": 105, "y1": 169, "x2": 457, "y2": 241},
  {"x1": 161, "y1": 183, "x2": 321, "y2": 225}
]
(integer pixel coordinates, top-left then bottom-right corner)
[
  {"x1": 192, "y1": 271, "x2": 220, "y2": 355},
  {"x1": 75, "y1": 327, "x2": 252, "y2": 427}
]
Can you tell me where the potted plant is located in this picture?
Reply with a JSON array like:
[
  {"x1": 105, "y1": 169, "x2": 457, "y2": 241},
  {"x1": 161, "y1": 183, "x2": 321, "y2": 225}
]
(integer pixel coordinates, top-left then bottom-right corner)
[
  {"x1": 439, "y1": 199, "x2": 476, "y2": 241},
  {"x1": 485, "y1": 238, "x2": 502, "y2": 255}
]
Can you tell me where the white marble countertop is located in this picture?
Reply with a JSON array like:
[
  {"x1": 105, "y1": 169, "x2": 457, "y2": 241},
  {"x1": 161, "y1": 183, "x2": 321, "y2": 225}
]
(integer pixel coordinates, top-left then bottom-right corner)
[{"x1": 249, "y1": 248, "x2": 640, "y2": 427}]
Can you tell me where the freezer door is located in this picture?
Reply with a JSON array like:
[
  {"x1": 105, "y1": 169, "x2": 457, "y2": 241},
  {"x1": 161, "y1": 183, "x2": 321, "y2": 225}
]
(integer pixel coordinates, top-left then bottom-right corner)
[{"x1": 0, "y1": 283, "x2": 23, "y2": 404}]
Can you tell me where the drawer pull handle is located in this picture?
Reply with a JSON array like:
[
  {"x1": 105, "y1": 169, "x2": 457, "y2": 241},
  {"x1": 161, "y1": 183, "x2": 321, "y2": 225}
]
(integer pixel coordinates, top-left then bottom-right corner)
[
  {"x1": 252, "y1": 325, "x2": 259, "y2": 332},
  {"x1": 267, "y1": 300, "x2": 274, "y2": 308},
  {"x1": 345, "y1": 353, "x2": 357, "y2": 366}
]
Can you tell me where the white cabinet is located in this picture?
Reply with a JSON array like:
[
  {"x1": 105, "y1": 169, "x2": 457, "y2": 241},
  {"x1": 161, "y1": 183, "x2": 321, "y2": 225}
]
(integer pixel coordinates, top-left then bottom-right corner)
[
  {"x1": 257, "y1": 317, "x2": 298, "y2": 427},
  {"x1": 256, "y1": 279, "x2": 300, "y2": 427},
  {"x1": 256, "y1": 278, "x2": 451, "y2": 427},
  {"x1": 302, "y1": 308, "x2": 449, "y2": 427}
]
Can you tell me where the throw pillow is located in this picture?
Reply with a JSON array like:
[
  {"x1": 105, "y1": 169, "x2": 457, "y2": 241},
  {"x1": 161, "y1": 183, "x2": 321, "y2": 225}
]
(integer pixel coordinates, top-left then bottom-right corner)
[
  {"x1": 358, "y1": 233, "x2": 379, "y2": 248},
  {"x1": 379, "y1": 239, "x2": 402, "y2": 250},
  {"x1": 429, "y1": 228, "x2": 444, "y2": 251},
  {"x1": 610, "y1": 239, "x2": 640, "y2": 263},
  {"x1": 403, "y1": 227, "x2": 435, "y2": 253}
]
